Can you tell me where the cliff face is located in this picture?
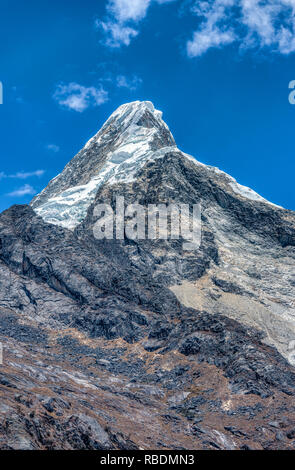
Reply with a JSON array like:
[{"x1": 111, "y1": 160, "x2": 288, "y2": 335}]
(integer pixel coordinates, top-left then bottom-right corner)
[{"x1": 0, "y1": 101, "x2": 294, "y2": 449}]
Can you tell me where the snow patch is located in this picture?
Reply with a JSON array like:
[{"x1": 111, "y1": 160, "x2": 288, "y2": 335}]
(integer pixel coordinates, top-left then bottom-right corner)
[{"x1": 34, "y1": 146, "x2": 175, "y2": 229}]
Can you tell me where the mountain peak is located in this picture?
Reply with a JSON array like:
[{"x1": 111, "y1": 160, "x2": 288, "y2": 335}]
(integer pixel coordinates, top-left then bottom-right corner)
[
  {"x1": 83, "y1": 100, "x2": 175, "y2": 155},
  {"x1": 111, "y1": 100, "x2": 164, "y2": 123},
  {"x1": 31, "y1": 100, "x2": 177, "y2": 228}
]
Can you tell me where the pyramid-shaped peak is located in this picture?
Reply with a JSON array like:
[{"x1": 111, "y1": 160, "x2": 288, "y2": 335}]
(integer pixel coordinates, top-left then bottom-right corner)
[
  {"x1": 100, "y1": 100, "x2": 168, "y2": 135},
  {"x1": 84, "y1": 99, "x2": 176, "y2": 153},
  {"x1": 112, "y1": 100, "x2": 164, "y2": 121},
  {"x1": 31, "y1": 100, "x2": 177, "y2": 219}
]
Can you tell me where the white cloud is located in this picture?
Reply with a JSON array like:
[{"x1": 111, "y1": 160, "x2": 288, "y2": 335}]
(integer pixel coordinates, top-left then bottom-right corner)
[
  {"x1": 9, "y1": 170, "x2": 45, "y2": 179},
  {"x1": 188, "y1": 0, "x2": 236, "y2": 57},
  {"x1": 187, "y1": 27, "x2": 235, "y2": 57},
  {"x1": 7, "y1": 184, "x2": 36, "y2": 197},
  {"x1": 46, "y1": 144, "x2": 60, "y2": 153},
  {"x1": 107, "y1": 0, "x2": 174, "y2": 22},
  {"x1": 107, "y1": 0, "x2": 151, "y2": 22},
  {"x1": 98, "y1": 0, "x2": 295, "y2": 56},
  {"x1": 116, "y1": 74, "x2": 143, "y2": 90},
  {"x1": 0, "y1": 170, "x2": 45, "y2": 180},
  {"x1": 53, "y1": 83, "x2": 108, "y2": 112},
  {"x1": 100, "y1": 0, "x2": 177, "y2": 47},
  {"x1": 99, "y1": 20, "x2": 138, "y2": 47},
  {"x1": 188, "y1": 0, "x2": 295, "y2": 57}
]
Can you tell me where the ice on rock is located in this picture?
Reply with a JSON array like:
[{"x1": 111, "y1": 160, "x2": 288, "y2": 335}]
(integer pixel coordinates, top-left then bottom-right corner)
[
  {"x1": 33, "y1": 100, "x2": 282, "y2": 230},
  {"x1": 34, "y1": 101, "x2": 177, "y2": 228},
  {"x1": 209, "y1": 165, "x2": 282, "y2": 208}
]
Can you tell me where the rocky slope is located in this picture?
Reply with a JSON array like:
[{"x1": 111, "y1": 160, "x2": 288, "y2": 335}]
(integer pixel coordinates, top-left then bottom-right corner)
[{"x1": 0, "y1": 101, "x2": 294, "y2": 449}]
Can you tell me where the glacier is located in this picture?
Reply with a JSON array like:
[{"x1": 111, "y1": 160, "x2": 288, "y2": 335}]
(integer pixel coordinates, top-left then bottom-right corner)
[{"x1": 32, "y1": 100, "x2": 282, "y2": 229}]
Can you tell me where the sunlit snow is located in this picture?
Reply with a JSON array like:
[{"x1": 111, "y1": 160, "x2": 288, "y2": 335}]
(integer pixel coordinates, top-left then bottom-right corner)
[{"x1": 34, "y1": 101, "x2": 282, "y2": 229}]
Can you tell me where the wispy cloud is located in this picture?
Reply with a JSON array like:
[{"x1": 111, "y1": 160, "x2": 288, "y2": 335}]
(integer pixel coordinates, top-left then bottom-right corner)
[
  {"x1": 99, "y1": 0, "x2": 177, "y2": 48},
  {"x1": 187, "y1": 0, "x2": 236, "y2": 57},
  {"x1": 107, "y1": 0, "x2": 151, "y2": 23},
  {"x1": 116, "y1": 74, "x2": 143, "y2": 90},
  {"x1": 98, "y1": 0, "x2": 295, "y2": 57},
  {"x1": 7, "y1": 184, "x2": 36, "y2": 197},
  {"x1": 99, "y1": 20, "x2": 138, "y2": 47},
  {"x1": 9, "y1": 170, "x2": 45, "y2": 179},
  {"x1": 53, "y1": 82, "x2": 108, "y2": 112},
  {"x1": 46, "y1": 144, "x2": 60, "y2": 153},
  {"x1": 187, "y1": 0, "x2": 295, "y2": 58},
  {"x1": 0, "y1": 169, "x2": 45, "y2": 180}
]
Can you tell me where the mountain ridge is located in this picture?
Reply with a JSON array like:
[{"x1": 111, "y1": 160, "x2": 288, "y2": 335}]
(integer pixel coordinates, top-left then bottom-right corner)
[
  {"x1": 29, "y1": 100, "x2": 295, "y2": 364},
  {"x1": 31, "y1": 101, "x2": 283, "y2": 230}
]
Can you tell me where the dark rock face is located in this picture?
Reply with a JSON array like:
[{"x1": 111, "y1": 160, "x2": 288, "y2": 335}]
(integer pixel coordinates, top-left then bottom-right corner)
[
  {"x1": 0, "y1": 200, "x2": 294, "y2": 449},
  {"x1": 0, "y1": 101, "x2": 295, "y2": 449}
]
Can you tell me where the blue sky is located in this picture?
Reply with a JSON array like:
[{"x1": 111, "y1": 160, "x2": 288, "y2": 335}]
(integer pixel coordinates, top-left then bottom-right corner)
[{"x1": 1, "y1": 0, "x2": 295, "y2": 212}]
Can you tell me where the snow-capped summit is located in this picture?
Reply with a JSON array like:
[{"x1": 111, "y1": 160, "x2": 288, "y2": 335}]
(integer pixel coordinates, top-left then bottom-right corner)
[
  {"x1": 84, "y1": 100, "x2": 176, "y2": 157},
  {"x1": 31, "y1": 100, "x2": 281, "y2": 229},
  {"x1": 31, "y1": 101, "x2": 178, "y2": 228}
]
